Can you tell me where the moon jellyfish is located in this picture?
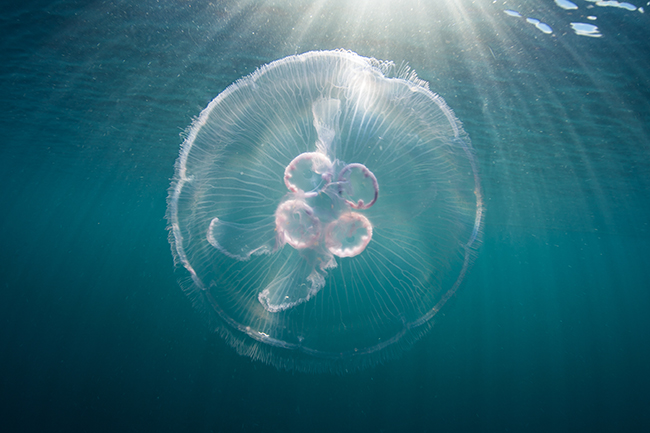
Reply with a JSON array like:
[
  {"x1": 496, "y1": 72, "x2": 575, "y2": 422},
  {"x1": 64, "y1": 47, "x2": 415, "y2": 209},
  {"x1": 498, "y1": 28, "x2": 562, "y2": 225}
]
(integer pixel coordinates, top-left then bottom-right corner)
[{"x1": 167, "y1": 50, "x2": 483, "y2": 372}]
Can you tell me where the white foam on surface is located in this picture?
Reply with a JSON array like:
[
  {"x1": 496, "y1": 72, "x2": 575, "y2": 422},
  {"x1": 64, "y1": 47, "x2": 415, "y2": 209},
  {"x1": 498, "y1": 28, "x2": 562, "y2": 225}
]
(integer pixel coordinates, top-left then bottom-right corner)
[
  {"x1": 596, "y1": 1, "x2": 637, "y2": 10},
  {"x1": 571, "y1": 22, "x2": 603, "y2": 37},
  {"x1": 555, "y1": 0, "x2": 579, "y2": 10}
]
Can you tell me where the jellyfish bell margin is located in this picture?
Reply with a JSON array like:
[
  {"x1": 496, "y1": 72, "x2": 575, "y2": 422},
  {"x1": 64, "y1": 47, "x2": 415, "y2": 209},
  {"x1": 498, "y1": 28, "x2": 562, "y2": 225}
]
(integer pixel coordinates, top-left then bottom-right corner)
[{"x1": 166, "y1": 49, "x2": 484, "y2": 373}]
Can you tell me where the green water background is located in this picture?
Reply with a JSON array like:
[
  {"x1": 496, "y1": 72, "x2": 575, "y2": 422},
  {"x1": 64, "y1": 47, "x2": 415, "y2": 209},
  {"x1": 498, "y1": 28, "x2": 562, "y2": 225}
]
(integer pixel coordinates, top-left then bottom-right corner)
[{"x1": 1, "y1": 0, "x2": 649, "y2": 431}]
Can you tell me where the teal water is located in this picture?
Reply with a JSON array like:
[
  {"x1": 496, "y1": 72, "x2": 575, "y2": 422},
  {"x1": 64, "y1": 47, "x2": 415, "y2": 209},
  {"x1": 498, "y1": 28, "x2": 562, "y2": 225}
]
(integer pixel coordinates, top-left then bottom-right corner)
[{"x1": 1, "y1": 0, "x2": 649, "y2": 431}]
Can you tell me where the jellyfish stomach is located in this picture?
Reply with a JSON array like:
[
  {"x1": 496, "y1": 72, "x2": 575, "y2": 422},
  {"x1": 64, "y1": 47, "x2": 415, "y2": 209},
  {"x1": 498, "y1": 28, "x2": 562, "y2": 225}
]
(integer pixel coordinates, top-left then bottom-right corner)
[{"x1": 278, "y1": 151, "x2": 379, "y2": 256}]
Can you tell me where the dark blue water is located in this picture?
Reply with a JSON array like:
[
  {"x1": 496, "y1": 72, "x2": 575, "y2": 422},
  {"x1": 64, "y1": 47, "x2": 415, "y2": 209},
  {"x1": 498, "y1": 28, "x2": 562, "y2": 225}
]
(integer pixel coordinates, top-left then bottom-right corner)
[{"x1": 1, "y1": 0, "x2": 649, "y2": 431}]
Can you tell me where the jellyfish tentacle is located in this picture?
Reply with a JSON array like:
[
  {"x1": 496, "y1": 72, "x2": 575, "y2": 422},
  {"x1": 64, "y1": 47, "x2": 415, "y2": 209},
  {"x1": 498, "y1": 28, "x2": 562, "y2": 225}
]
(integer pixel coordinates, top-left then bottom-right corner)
[
  {"x1": 206, "y1": 217, "x2": 276, "y2": 261},
  {"x1": 258, "y1": 250, "x2": 336, "y2": 313}
]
